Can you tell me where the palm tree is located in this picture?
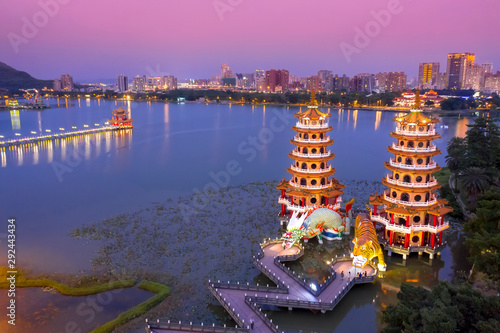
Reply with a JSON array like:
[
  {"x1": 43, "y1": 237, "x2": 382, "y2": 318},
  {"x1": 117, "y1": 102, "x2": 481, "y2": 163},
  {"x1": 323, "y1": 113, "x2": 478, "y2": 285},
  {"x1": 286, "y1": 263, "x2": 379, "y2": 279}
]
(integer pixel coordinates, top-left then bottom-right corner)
[{"x1": 460, "y1": 167, "x2": 492, "y2": 206}]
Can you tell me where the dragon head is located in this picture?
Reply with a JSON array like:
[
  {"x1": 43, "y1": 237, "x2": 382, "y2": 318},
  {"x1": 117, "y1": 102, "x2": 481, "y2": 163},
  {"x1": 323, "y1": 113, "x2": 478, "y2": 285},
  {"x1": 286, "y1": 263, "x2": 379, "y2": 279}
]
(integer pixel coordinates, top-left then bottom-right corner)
[{"x1": 281, "y1": 211, "x2": 307, "y2": 248}]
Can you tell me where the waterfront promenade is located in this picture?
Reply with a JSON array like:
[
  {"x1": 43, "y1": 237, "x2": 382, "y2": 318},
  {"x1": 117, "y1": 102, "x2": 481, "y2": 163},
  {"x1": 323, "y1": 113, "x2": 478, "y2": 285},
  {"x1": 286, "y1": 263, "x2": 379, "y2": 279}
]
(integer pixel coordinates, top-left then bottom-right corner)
[{"x1": 147, "y1": 239, "x2": 377, "y2": 333}]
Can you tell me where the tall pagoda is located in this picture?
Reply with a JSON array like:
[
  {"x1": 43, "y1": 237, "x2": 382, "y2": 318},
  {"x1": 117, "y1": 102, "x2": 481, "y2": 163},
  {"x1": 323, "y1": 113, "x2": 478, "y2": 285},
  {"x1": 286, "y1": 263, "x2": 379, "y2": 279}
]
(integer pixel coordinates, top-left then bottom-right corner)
[
  {"x1": 369, "y1": 89, "x2": 452, "y2": 259},
  {"x1": 108, "y1": 106, "x2": 134, "y2": 127},
  {"x1": 277, "y1": 91, "x2": 345, "y2": 225}
]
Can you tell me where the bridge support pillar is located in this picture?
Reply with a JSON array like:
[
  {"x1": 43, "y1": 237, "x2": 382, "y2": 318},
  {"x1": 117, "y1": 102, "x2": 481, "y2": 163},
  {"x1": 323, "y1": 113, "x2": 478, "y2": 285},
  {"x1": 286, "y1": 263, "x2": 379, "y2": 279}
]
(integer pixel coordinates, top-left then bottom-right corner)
[
  {"x1": 387, "y1": 249, "x2": 392, "y2": 257},
  {"x1": 418, "y1": 251, "x2": 423, "y2": 256},
  {"x1": 429, "y1": 253, "x2": 434, "y2": 259},
  {"x1": 402, "y1": 254, "x2": 407, "y2": 260},
  {"x1": 288, "y1": 307, "x2": 292, "y2": 311},
  {"x1": 321, "y1": 310, "x2": 326, "y2": 314}
]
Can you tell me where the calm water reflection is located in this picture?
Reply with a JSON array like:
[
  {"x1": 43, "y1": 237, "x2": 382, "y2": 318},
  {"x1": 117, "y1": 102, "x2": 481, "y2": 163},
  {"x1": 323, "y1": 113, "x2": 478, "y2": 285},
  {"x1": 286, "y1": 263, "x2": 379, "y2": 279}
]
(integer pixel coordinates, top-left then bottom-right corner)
[
  {"x1": 0, "y1": 100, "x2": 477, "y2": 331},
  {"x1": 0, "y1": 287, "x2": 153, "y2": 332}
]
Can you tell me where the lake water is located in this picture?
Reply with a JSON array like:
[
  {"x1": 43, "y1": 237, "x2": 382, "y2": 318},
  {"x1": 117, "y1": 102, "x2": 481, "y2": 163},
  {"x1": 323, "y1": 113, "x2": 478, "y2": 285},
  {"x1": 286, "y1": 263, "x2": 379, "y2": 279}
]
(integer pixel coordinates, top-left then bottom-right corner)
[{"x1": 0, "y1": 99, "x2": 474, "y2": 332}]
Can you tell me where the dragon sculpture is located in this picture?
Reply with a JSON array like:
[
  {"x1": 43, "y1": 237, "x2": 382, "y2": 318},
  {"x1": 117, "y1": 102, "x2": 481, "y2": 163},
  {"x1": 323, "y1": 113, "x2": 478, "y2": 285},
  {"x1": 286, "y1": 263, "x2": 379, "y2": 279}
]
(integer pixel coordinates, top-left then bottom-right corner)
[
  {"x1": 282, "y1": 198, "x2": 354, "y2": 248},
  {"x1": 351, "y1": 212, "x2": 386, "y2": 271}
]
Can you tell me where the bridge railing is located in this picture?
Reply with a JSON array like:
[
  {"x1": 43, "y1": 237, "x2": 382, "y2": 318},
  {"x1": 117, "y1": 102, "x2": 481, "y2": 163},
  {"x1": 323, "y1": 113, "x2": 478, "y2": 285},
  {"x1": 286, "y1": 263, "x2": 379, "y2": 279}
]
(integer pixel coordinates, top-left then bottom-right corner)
[
  {"x1": 245, "y1": 297, "x2": 283, "y2": 333},
  {"x1": 208, "y1": 284, "x2": 248, "y2": 329},
  {"x1": 146, "y1": 319, "x2": 249, "y2": 333},
  {"x1": 210, "y1": 280, "x2": 287, "y2": 294}
]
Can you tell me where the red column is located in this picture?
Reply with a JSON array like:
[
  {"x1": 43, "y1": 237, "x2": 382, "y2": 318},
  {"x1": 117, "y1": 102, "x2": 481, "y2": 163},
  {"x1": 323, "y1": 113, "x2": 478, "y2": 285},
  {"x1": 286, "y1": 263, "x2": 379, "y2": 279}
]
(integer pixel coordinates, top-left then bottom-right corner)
[
  {"x1": 441, "y1": 216, "x2": 445, "y2": 226},
  {"x1": 390, "y1": 214, "x2": 394, "y2": 224},
  {"x1": 433, "y1": 215, "x2": 437, "y2": 227},
  {"x1": 431, "y1": 233, "x2": 436, "y2": 248},
  {"x1": 290, "y1": 196, "x2": 293, "y2": 206},
  {"x1": 334, "y1": 196, "x2": 338, "y2": 204},
  {"x1": 302, "y1": 198, "x2": 305, "y2": 207},
  {"x1": 389, "y1": 231, "x2": 394, "y2": 245},
  {"x1": 281, "y1": 189, "x2": 285, "y2": 199},
  {"x1": 325, "y1": 197, "x2": 329, "y2": 206},
  {"x1": 421, "y1": 232, "x2": 425, "y2": 246},
  {"x1": 404, "y1": 233, "x2": 409, "y2": 248},
  {"x1": 374, "y1": 205, "x2": 378, "y2": 215},
  {"x1": 406, "y1": 216, "x2": 410, "y2": 228},
  {"x1": 439, "y1": 232, "x2": 443, "y2": 246}
]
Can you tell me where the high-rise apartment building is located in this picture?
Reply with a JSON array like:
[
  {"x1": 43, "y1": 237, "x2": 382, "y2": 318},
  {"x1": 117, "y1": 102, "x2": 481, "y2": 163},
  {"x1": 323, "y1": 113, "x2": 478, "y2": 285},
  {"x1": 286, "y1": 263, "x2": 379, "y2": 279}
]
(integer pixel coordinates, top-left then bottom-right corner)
[
  {"x1": 464, "y1": 64, "x2": 486, "y2": 90},
  {"x1": 317, "y1": 70, "x2": 333, "y2": 92},
  {"x1": 133, "y1": 75, "x2": 146, "y2": 91},
  {"x1": 265, "y1": 69, "x2": 289, "y2": 92},
  {"x1": 117, "y1": 74, "x2": 128, "y2": 92},
  {"x1": 306, "y1": 76, "x2": 322, "y2": 92},
  {"x1": 418, "y1": 63, "x2": 440, "y2": 87},
  {"x1": 376, "y1": 72, "x2": 407, "y2": 92},
  {"x1": 446, "y1": 53, "x2": 475, "y2": 89},
  {"x1": 221, "y1": 64, "x2": 233, "y2": 78},
  {"x1": 333, "y1": 74, "x2": 350, "y2": 91},
  {"x1": 350, "y1": 73, "x2": 375, "y2": 92}
]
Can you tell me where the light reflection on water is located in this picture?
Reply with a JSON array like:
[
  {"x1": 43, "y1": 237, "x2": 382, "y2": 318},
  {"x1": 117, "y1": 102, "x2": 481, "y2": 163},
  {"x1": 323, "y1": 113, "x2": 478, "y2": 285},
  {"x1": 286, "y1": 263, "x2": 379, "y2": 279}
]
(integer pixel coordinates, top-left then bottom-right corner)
[{"x1": 0, "y1": 100, "x2": 484, "y2": 331}]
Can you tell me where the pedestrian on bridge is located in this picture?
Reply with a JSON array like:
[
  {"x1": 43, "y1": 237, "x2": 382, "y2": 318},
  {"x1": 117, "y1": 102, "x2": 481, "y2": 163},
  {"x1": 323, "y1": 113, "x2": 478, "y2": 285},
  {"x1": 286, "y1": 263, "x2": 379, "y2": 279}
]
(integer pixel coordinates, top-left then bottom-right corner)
[
  {"x1": 341, "y1": 271, "x2": 344, "y2": 280},
  {"x1": 250, "y1": 318, "x2": 254, "y2": 330}
]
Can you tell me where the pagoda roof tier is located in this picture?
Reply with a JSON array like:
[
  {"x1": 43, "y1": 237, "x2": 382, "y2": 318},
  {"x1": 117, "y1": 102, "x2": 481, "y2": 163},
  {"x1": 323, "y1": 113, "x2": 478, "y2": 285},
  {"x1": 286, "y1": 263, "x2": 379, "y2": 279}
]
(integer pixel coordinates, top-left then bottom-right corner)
[
  {"x1": 288, "y1": 153, "x2": 335, "y2": 162},
  {"x1": 384, "y1": 161, "x2": 441, "y2": 174},
  {"x1": 107, "y1": 118, "x2": 134, "y2": 123},
  {"x1": 390, "y1": 132, "x2": 441, "y2": 141},
  {"x1": 276, "y1": 177, "x2": 289, "y2": 190},
  {"x1": 287, "y1": 167, "x2": 337, "y2": 177},
  {"x1": 393, "y1": 110, "x2": 439, "y2": 125},
  {"x1": 286, "y1": 186, "x2": 344, "y2": 197},
  {"x1": 428, "y1": 206, "x2": 454, "y2": 216},
  {"x1": 294, "y1": 107, "x2": 331, "y2": 120},
  {"x1": 382, "y1": 178, "x2": 441, "y2": 192},
  {"x1": 112, "y1": 106, "x2": 128, "y2": 114},
  {"x1": 290, "y1": 139, "x2": 334, "y2": 147},
  {"x1": 292, "y1": 126, "x2": 332, "y2": 134},
  {"x1": 369, "y1": 193, "x2": 385, "y2": 206},
  {"x1": 387, "y1": 146, "x2": 442, "y2": 157}
]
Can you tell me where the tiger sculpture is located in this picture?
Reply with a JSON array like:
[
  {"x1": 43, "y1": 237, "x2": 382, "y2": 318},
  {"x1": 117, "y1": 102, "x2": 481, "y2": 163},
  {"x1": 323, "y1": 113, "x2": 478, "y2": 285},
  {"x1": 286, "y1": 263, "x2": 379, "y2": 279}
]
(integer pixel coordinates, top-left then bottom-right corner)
[{"x1": 351, "y1": 213, "x2": 386, "y2": 271}]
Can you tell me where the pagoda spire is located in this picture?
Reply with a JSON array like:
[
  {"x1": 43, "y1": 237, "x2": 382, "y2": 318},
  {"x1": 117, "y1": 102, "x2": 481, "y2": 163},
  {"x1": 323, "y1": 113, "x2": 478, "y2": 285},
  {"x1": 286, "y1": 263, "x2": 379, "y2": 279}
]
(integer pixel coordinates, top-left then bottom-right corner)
[
  {"x1": 309, "y1": 89, "x2": 318, "y2": 106},
  {"x1": 413, "y1": 88, "x2": 421, "y2": 110}
]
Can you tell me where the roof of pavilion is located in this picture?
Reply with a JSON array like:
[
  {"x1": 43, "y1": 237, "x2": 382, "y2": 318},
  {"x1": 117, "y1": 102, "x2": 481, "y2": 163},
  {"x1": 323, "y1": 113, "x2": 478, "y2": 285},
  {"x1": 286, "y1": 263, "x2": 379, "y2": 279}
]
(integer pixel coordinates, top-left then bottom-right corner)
[
  {"x1": 393, "y1": 110, "x2": 439, "y2": 125},
  {"x1": 276, "y1": 178, "x2": 289, "y2": 190},
  {"x1": 112, "y1": 106, "x2": 128, "y2": 114}
]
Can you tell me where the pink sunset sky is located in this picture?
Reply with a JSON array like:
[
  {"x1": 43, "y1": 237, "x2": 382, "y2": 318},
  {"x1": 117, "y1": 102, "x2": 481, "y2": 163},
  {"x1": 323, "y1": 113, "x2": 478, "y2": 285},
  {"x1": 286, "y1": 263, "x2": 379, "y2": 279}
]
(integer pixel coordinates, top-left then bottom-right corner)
[{"x1": 1, "y1": 0, "x2": 499, "y2": 81}]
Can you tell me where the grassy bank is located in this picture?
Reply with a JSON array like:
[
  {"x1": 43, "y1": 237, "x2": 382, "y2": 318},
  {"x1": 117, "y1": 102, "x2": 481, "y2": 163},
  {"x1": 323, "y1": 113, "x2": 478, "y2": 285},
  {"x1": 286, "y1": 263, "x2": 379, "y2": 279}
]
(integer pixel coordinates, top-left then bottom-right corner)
[
  {"x1": 90, "y1": 280, "x2": 170, "y2": 333},
  {"x1": 0, "y1": 268, "x2": 136, "y2": 295}
]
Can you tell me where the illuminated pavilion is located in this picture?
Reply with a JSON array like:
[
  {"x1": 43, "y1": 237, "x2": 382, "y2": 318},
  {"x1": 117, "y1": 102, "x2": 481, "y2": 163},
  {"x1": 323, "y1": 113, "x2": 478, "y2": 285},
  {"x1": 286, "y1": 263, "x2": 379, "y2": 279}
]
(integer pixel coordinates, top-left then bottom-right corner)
[
  {"x1": 277, "y1": 90, "x2": 345, "y2": 225},
  {"x1": 369, "y1": 89, "x2": 452, "y2": 259},
  {"x1": 108, "y1": 105, "x2": 134, "y2": 127}
]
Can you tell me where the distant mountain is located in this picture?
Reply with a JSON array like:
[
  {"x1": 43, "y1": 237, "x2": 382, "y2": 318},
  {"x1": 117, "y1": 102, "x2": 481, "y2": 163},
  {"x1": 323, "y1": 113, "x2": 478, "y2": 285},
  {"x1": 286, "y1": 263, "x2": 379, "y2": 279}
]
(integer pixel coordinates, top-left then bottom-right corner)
[{"x1": 0, "y1": 62, "x2": 53, "y2": 91}]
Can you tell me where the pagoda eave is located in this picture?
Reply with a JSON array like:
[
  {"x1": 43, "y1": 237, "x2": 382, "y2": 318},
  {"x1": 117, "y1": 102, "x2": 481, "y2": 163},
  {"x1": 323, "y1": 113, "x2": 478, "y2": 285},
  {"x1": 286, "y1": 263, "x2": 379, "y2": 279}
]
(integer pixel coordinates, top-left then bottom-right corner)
[
  {"x1": 381, "y1": 179, "x2": 441, "y2": 192},
  {"x1": 286, "y1": 168, "x2": 336, "y2": 177},
  {"x1": 290, "y1": 139, "x2": 334, "y2": 147},
  {"x1": 286, "y1": 187, "x2": 344, "y2": 197},
  {"x1": 288, "y1": 153, "x2": 334, "y2": 162},
  {"x1": 387, "y1": 147, "x2": 442, "y2": 157},
  {"x1": 292, "y1": 126, "x2": 332, "y2": 133},
  {"x1": 384, "y1": 162, "x2": 441, "y2": 174},
  {"x1": 390, "y1": 132, "x2": 441, "y2": 141}
]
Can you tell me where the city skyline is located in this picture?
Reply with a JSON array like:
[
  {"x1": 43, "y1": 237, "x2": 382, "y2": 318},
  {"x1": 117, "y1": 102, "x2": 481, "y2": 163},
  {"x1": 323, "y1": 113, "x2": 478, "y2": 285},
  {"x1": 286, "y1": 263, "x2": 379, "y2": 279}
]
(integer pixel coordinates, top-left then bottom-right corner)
[{"x1": 1, "y1": 0, "x2": 499, "y2": 81}]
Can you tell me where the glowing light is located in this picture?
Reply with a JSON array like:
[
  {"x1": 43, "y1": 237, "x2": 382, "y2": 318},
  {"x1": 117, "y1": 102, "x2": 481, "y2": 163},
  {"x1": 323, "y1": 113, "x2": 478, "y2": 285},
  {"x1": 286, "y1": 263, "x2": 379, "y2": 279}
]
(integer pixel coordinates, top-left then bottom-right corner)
[
  {"x1": 31, "y1": 131, "x2": 37, "y2": 134},
  {"x1": 59, "y1": 127, "x2": 65, "y2": 131},
  {"x1": 45, "y1": 129, "x2": 51, "y2": 132},
  {"x1": 14, "y1": 133, "x2": 21, "y2": 136},
  {"x1": 310, "y1": 283, "x2": 317, "y2": 292}
]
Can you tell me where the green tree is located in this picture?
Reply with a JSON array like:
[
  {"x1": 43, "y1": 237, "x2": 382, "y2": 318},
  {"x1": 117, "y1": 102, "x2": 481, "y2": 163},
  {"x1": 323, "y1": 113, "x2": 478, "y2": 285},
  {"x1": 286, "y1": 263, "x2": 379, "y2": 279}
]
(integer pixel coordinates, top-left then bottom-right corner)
[
  {"x1": 446, "y1": 137, "x2": 467, "y2": 173},
  {"x1": 465, "y1": 190, "x2": 500, "y2": 282},
  {"x1": 382, "y1": 281, "x2": 500, "y2": 333},
  {"x1": 460, "y1": 167, "x2": 493, "y2": 205}
]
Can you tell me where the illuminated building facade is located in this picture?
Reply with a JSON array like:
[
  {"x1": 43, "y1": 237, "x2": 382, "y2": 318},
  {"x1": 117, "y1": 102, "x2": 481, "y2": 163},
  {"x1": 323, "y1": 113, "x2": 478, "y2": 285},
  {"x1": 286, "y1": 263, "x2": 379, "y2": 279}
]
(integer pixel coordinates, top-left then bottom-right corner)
[
  {"x1": 277, "y1": 91, "x2": 344, "y2": 224},
  {"x1": 418, "y1": 63, "x2": 440, "y2": 88},
  {"x1": 446, "y1": 52, "x2": 475, "y2": 89},
  {"x1": 369, "y1": 90, "x2": 452, "y2": 259}
]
